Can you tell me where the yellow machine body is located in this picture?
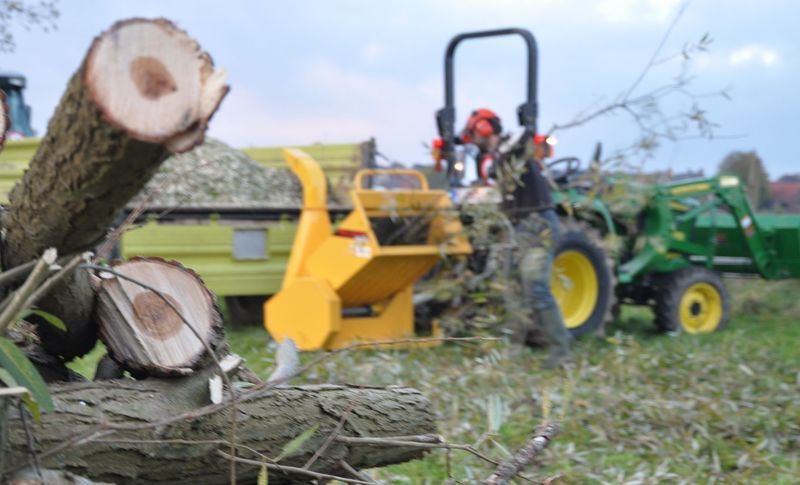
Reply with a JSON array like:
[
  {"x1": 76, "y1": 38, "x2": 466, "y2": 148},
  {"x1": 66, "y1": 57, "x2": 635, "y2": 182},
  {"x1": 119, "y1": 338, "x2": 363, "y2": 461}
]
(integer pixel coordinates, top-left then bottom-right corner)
[{"x1": 266, "y1": 149, "x2": 471, "y2": 351}]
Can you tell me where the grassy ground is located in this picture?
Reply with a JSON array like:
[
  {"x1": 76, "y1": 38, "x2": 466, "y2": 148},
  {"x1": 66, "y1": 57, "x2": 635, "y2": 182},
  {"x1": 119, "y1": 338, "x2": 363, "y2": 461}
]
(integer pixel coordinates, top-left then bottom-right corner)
[
  {"x1": 224, "y1": 278, "x2": 799, "y2": 484},
  {"x1": 65, "y1": 278, "x2": 799, "y2": 483}
]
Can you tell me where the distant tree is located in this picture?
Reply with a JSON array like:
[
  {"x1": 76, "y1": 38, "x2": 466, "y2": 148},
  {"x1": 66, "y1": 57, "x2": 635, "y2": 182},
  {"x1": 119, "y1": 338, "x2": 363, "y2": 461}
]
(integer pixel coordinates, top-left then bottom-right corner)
[
  {"x1": 0, "y1": 0, "x2": 59, "y2": 53},
  {"x1": 718, "y1": 150, "x2": 771, "y2": 208},
  {"x1": 779, "y1": 173, "x2": 800, "y2": 183}
]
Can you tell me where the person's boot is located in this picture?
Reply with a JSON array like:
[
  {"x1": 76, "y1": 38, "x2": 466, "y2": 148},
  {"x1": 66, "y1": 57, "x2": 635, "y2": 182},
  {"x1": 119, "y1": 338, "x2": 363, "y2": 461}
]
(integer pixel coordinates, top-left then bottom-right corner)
[{"x1": 537, "y1": 306, "x2": 572, "y2": 369}]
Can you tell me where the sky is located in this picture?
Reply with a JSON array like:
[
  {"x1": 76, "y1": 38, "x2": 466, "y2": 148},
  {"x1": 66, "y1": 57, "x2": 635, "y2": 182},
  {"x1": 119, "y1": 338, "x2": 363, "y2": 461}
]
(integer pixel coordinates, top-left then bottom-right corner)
[{"x1": 2, "y1": 0, "x2": 798, "y2": 178}]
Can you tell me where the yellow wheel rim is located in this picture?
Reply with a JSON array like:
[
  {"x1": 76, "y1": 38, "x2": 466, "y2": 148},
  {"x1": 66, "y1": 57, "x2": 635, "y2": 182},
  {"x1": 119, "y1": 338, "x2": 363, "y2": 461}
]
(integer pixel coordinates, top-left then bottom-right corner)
[
  {"x1": 551, "y1": 250, "x2": 599, "y2": 329},
  {"x1": 679, "y1": 282, "x2": 723, "y2": 334}
]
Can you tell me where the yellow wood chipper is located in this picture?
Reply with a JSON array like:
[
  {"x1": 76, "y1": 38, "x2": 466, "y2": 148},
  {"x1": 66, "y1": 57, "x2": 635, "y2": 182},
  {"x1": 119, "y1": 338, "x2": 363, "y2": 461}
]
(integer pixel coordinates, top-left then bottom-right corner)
[{"x1": 265, "y1": 149, "x2": 471, "y2": 350}]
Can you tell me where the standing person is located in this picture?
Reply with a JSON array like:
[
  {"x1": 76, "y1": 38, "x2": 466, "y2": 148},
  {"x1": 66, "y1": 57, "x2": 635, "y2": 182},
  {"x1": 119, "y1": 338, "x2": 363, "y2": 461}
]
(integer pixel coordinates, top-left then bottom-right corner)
[{"x1": 461, "y1": 108, "x2": 572, "y2": 368}]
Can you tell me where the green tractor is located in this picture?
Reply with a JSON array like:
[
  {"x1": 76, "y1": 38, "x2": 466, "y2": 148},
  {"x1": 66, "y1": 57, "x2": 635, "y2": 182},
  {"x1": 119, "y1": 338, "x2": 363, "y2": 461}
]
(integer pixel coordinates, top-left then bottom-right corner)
[
  {"x1": 553, "y1": 169, "x2": 800, "y2": 335},
  {"x1": 433, "y1": 28, "x2": 800, "y2": 336}
]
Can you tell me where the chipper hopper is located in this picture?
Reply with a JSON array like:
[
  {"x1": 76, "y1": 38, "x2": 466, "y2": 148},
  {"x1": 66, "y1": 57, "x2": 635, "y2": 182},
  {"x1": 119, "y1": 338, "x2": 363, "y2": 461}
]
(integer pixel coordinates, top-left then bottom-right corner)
[{"x1": 266, "y1": 149, "x2": 471, "y2": 350}]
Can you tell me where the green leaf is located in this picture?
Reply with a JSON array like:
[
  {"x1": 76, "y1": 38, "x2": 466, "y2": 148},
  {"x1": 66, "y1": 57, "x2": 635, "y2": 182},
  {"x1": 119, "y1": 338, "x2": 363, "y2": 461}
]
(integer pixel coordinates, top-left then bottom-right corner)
[
  {"x1": 18, "y1": 308, "x2": 66, "y2": 331},
  {"x1": 20, "y1": 393, "x2": 41, "y2": 423},
  {"x1": 0, "y1": 368, "x2": 41, "y2": 423},
  {"x1": 0, "y1": 337, "x2": 53, "y2": 412},
  {"x1": 257, "y1": 461, "x2": 268, "y2": 485},
  {"x1": 0, "y1": 368, "x2": 17, "y2": 386},
  {"x1": 274, "y1": 424, "x2": 319, "y2": 463}
]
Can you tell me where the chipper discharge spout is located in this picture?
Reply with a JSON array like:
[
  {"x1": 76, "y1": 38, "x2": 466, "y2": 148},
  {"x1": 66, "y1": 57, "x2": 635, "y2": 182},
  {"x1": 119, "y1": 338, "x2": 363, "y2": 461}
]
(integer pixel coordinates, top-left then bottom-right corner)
[{"x1": 266, "y1": 148, "x2": 472, "y2": 351}]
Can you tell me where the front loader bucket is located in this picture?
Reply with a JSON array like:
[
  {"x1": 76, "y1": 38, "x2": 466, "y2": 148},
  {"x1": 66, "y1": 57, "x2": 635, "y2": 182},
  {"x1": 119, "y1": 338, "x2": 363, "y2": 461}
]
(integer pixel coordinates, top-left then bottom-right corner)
[{"x1": 266, "y1": 150, "x2": 471, "y2": 350}]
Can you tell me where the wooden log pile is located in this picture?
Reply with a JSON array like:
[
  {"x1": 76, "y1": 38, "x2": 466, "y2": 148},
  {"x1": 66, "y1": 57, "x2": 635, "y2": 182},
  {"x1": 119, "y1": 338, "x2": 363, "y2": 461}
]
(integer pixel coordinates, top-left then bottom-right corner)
[
  {"x1": 0, "y1": 18, "x2": 437, "y2": 484},
  {"x1": 2, "y1": 18, "x2": 229, "y2": 360}
]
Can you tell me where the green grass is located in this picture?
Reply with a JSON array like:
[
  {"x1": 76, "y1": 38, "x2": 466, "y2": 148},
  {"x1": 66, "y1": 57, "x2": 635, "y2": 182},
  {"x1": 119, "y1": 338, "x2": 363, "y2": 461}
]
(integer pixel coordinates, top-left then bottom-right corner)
[
  {"x1": 67, "y1": 279, "x2": 799, "y2": 483},
  {"x1": 226, "y1": 279, "x2": 800, "y2": 483}
]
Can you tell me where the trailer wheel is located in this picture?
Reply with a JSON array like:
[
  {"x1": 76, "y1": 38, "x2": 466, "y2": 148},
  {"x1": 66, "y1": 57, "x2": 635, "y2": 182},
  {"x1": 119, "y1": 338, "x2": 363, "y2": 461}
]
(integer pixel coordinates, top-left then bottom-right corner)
[
  {"x1": 653, "y1": 268, "x2": 730, "y2": 334},
  {"x1": 551, "y1": 219, "x2": 616, "y2": 337}
]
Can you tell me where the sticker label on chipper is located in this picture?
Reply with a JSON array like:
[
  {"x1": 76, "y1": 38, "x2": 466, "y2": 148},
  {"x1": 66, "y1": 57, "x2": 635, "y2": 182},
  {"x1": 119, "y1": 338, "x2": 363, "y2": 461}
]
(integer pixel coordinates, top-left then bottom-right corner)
[
  {"x1": 351, "y1": 236, "x2": 372, "y2": 258},
  {"x1": 741, "y1": 216, "x2": 755, "y2": 237}
]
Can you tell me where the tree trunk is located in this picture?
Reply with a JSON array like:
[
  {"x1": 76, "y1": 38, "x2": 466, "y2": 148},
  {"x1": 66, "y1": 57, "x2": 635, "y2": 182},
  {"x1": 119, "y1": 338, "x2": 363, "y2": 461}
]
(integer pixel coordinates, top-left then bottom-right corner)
[
  {"x1": 95, "y1": 258, "x2": 222, "y2": 376},
  {"x1": 0, "y1": 89, "x2": 8, "y2": 148},
  {"x1": 3, "y1": 373, "x2": 436, "y2": 484},
  {"x1": 1, "y1": 18, "x2": 228, "y2": 360}
]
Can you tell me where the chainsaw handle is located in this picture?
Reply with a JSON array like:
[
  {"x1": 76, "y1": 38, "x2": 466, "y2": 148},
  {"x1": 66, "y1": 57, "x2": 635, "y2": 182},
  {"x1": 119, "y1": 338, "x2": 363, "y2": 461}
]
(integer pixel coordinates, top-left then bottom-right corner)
[{"x1": 354, "y1": 169, "x2": 429, "y2": 191}]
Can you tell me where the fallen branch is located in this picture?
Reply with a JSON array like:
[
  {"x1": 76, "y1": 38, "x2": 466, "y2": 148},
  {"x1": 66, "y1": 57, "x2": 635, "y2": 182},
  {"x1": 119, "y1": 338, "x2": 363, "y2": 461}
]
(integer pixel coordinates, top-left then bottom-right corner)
[
  {"x1": 483, "y1": 423, "x2": 560, "y2": 485},
  {"x1": 5, "y1": 336, "x2": 496, "y2": 481},
  {"x1": 3, "y1": 379, "x2": 436, "y2": 484},
  {"x1": 0, "y1": 249, "x2": 57, "y2": 333}
]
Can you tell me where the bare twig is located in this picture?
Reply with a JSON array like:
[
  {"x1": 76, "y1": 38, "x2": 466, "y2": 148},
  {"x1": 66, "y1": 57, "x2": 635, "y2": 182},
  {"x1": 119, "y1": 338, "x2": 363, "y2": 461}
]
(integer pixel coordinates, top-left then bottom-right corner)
[
  {"x1": 622, "y1": 1, "x2": 690, "y2": 100},
  {"x1": 216, "y1": 450, "x2": 373, "y2": 485},
  {"x1": 545, "y1": 0, "x2": 733, "y2": 167},
  {"x1": 0, "y1": 249, "x2": 56, "y2": 333},
  {"x1": 336, "y1": 434, "x2": 538, "y2": 483},
  {"x1": 0, "y1": 259, "x2": 39, "y2": 289},
  {"x1": 483, "y1": 423, "x2": 560, "y2": 485},
  {"x1": 24, "y1": 253, "x2": 90, "y2": 309},
  {"x1": 93, "y1": 204, "x2": 149, "y2": 262},
  {"x1": 303, "y1": 405, "x2": 353, "y2": 470},
  {"x1": 17, "y1": 401, "x2": 42, "y2": 481},
  {"x1": 336, "y1": 435, "x2": 501, "y2": 466},
  {"x1": 339, "y1": 460, "x2": 377, "y2": 484}
]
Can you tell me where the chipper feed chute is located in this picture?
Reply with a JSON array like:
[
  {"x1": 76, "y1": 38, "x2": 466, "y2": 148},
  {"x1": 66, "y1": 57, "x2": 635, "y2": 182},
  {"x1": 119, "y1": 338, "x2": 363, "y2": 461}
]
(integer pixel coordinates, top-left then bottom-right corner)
[{"x1": 266, "y1": 148, "x2": 471, "y2": 351}]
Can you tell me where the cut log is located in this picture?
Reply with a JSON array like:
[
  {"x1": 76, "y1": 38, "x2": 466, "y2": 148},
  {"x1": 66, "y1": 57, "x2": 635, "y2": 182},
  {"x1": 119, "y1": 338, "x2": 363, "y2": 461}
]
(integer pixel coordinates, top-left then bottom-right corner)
[
  {"x1": 85, "y1": 18, "x2": 228, "y2": 152},
  {"x1": 94, "y1": 257, "x2": 221, "y2": 376},
  {"x1": 3, "y1": 373, "x2": 437, "y2": 484},
  {"x1": 1, "y1": 18, "x2": 228, "y2": 360},
  {"x1": 95, "y1": 258, "x2": 220, "y2": 375}
]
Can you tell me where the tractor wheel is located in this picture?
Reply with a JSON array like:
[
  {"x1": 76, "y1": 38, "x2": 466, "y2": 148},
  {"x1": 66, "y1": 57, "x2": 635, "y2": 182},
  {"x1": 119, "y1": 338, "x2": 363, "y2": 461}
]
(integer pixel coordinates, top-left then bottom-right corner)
[
  {"x1": 653, "y1": 267, "x2": 730, "y2": 334},
  {"x1": 551, "y1": 219, "x2": 617, "y2": 337}
]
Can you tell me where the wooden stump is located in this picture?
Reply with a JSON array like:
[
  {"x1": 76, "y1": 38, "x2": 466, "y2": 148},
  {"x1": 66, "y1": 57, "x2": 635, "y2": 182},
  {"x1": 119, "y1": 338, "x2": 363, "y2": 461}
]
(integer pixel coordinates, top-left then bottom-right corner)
[
  {"x1": 1, "y1": 18, "x2": 228, "y2": 359},
  {"x1": 95, "y1": 258, "x2": 221, "y2": 376}
]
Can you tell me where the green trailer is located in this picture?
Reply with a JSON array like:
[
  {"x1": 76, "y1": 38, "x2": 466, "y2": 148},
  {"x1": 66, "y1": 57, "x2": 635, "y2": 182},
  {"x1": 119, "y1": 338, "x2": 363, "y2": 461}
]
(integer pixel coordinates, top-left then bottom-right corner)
[
  {"x1": 119, "y1": 212, "x2": 307, "y2": 324},
  {"x1": 0, "y1": 138, "x2": 372, "y2": 323}
]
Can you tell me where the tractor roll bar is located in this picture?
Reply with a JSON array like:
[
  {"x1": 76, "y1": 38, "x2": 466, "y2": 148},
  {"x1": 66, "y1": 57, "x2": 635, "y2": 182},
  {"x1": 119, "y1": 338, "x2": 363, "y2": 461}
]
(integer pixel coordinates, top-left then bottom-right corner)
[{"x1": 435, "y1": 28, "x2": 539, "y2": 145}]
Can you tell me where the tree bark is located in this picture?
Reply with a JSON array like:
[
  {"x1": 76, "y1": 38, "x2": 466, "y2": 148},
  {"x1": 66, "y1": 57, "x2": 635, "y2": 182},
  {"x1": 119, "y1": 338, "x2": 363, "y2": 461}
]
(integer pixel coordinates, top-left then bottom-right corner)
[
  {"x1": 0, "y1": 89, "x2": 8, "y2": 149},
  {"x1": 1, "y1": 18, "x2": 228, "y2": 360},
  {"x1": 3, "y1": 373, "x2": 436, "y2": 484}
]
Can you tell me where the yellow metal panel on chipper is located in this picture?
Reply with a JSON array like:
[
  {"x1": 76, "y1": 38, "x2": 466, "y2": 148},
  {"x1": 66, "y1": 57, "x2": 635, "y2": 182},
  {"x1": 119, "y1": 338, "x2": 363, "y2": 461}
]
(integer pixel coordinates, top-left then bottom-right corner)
[{"x1": 266, "y1": 149, "x2": 471, "y2": 351}]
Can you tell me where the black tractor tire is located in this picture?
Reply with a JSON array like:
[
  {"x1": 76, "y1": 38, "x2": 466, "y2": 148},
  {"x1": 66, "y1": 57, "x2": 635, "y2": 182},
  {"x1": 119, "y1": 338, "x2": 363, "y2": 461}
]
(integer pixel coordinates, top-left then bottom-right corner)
[
  {"x1": 552, "y1": 219, "x2": 617, "y2": 337},
  {"x1": 224, "y1": 295, "x2": 267, "y2": 326},
  {"x1": 652, "y1": 267, "x2": 730, "y2": 334}
]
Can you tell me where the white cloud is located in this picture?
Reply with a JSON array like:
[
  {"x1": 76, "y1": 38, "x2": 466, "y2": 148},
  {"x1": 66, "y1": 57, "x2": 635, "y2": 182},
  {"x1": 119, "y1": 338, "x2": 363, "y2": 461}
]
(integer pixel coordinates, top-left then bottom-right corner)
[
  {"x1": 362, "y1": 42, "x2": 385, "y2": 64},
  {"x1": 208, "y1": 87, "x2": 378, "y2": 147},
  {"x1": 728, "y1": 44, "x2": 780, "y2": 67},
  {"x1": 209, "y1": 62, "x2": 442, "y2": 164},
  {"x1": 595, "y1": 0, "x2": 682, "y2": 23},
  {"x1": 301, "y1": 59, "x2": 437, "y2": 110}
]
